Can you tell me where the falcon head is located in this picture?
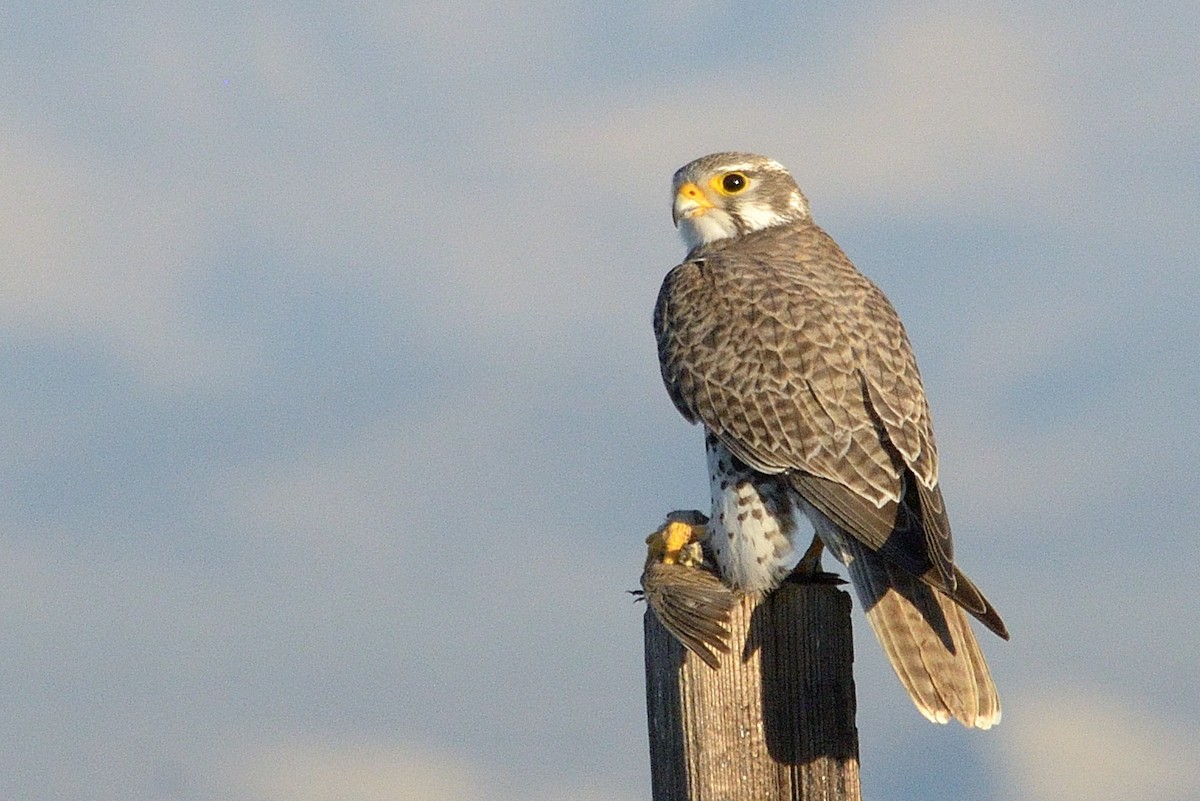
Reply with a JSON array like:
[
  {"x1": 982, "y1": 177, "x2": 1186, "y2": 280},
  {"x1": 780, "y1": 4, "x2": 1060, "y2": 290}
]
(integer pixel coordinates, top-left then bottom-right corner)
[{"x1": 672, "y1": 152, "x2": 810, "y2": 251}]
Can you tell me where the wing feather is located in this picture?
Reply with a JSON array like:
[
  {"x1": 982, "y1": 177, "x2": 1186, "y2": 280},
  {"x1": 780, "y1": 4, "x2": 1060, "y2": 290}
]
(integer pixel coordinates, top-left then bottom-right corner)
[{"x1": 655, "y1": 221, "x2": 975, "y2": 605}]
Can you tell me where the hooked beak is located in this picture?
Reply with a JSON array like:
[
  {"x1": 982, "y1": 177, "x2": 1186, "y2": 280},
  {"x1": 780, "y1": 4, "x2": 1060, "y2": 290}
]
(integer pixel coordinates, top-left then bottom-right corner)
[{"x1": 672, "y1": 182, "x2": 715, "y2": 227}]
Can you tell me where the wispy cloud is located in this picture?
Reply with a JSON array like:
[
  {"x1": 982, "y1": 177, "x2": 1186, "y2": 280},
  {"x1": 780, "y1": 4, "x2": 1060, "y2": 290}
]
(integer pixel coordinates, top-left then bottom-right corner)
[
  {"x1": 1, "y1": 2, "x2": 1197, "y2": 800},
  {"x1": 1000, "y1": 689, "x2": 1200, "y2": 801}
]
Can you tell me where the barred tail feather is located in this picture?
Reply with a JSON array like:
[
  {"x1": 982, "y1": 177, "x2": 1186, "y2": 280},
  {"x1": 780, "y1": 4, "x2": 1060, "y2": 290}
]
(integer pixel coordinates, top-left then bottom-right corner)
[{"x1": 846, "y1": 541, "x2": 1001, "y2": 729}]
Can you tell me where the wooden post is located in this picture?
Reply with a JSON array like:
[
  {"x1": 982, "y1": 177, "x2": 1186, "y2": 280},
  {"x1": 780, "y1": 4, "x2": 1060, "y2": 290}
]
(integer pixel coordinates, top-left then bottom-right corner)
[{"x1": 645, "y1": 582, "x2": 861, "y2": 801}]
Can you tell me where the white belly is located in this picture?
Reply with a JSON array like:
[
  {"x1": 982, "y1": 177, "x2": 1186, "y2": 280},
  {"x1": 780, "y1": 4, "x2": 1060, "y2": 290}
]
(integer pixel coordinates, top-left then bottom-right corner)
[{"x1": 703, "y1": 437, "x2": 808, "y2": 593}]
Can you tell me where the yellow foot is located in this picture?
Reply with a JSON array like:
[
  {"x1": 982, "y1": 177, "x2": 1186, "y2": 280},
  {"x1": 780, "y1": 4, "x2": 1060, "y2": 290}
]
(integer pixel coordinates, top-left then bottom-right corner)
[
  {"x1": 639, "y1": 510, "x2": 733, "y2": 670},
  {"x1": 644, "y1": 509, "x2": 709, "y2": 569}
]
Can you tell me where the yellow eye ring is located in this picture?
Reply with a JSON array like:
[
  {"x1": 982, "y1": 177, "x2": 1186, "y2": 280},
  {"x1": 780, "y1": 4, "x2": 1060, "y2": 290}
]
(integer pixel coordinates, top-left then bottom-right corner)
[{"x1": 713, "y1": 172, "x2": 749, "y2": 195}]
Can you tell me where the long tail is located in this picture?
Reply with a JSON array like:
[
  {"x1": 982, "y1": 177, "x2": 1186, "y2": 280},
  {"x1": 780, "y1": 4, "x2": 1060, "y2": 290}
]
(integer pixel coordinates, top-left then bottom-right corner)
[{"x1": 843, "y1": 539, "x2": 1001, "y2": 728}]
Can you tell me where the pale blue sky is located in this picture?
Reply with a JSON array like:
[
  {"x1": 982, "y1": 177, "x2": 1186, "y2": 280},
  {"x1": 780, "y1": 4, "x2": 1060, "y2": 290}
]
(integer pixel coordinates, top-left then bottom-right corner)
[{"x1": 2, "y1": 3, "x2": 1198, "y2": 800}]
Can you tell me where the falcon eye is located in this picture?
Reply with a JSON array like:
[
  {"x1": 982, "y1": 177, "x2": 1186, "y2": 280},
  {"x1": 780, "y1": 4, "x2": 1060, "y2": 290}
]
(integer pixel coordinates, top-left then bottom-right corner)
[{"x1": 720, "y1": 172, "x2": 748, "y2": 194}]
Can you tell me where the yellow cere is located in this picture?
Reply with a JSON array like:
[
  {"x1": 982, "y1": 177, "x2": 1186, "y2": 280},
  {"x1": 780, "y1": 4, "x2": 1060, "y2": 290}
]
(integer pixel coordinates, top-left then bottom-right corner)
[{"x1": 675, "y1": 182, "x2": 713, "y2": 208}]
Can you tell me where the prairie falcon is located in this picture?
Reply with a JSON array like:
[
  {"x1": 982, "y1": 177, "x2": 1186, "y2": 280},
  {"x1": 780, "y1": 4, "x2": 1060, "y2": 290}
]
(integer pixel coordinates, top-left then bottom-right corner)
[{"x1": 653, "y1": 152, "x2": 1008, "y2": 728}]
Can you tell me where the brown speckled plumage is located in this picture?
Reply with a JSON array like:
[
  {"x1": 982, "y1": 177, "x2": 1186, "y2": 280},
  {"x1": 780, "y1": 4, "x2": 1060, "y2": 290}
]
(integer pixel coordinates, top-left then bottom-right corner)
[{"x1": 654, "y1": 152, "x2": 1007, "y2": 728}]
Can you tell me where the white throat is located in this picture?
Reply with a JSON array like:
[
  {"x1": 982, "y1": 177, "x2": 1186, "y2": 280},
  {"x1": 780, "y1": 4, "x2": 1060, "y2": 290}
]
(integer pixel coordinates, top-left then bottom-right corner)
[
  {"x1": 678, "y1": 210, "x2": 739, "y2": 250},
  {"x1": 678, "y1": 199, "x2": 797, "y2": 250}
]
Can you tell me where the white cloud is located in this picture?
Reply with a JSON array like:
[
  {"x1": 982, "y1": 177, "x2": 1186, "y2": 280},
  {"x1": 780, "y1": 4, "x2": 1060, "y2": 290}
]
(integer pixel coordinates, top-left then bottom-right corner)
[
  {"x1": 0, "y1": 9, "x2": 431, "y2": 390},
  {"x1": 812, "y1": 5, "x2": 1068, "y2": 203},
  {"x1": 999, "y1": 689, "x2": 1200, "y2": 801},
  {"x1": 373, "y1": 0, "x2": 576, "y2": 77},
  {"x1": 525, "y1": 4, "x2": 1069, "y2": 217},
  {"x1": 226, "y1": 735, "x2": 640, "y2": 801},
  {"x1": 0, "y1": 118, "x2": 236, "y2": 387},
  {"x1": 229, "y1": 739, "x2": 484, "y2": 801}
]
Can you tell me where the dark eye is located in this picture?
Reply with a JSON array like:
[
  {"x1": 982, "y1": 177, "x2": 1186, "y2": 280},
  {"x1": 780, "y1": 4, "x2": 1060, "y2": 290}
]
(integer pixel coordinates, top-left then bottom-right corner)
[{"x1": 721, "y1": 172, "x2": 748, "y2": 193}]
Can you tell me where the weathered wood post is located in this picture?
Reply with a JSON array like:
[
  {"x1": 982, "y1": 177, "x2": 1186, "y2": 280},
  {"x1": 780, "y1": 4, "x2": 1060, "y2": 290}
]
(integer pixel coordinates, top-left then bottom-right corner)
[{"x1": 645, "y1": 581, "x2": 861, "y2": 801}]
